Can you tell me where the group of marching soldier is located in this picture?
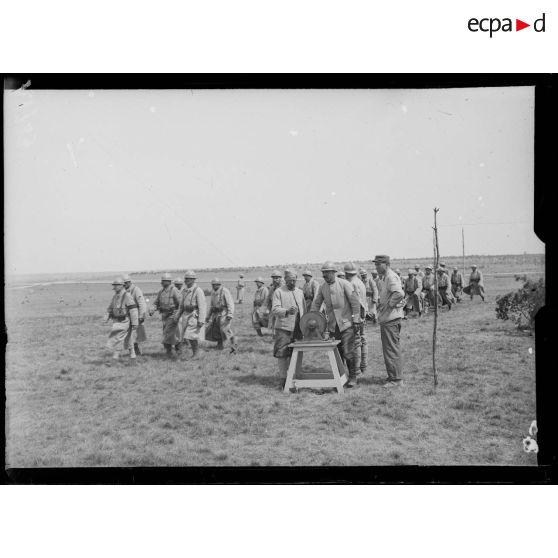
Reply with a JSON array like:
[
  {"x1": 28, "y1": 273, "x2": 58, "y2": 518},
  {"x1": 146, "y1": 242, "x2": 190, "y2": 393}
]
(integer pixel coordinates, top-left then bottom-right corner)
[{"x1": 104, "y1": 262, "x2": 485, "y2": 387}]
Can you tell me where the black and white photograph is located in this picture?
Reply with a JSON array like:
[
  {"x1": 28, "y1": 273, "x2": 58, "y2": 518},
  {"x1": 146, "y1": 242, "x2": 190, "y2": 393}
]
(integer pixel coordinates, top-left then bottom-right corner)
[{"x1": 3, "y1": 77, "x2": 551, "y2": 478}]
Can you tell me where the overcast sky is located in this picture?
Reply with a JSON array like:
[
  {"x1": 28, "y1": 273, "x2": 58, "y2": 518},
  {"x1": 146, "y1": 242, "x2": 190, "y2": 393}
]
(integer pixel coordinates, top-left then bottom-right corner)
[{"x1": 5, "y1": 86, "x2": 542, "y2": 275}]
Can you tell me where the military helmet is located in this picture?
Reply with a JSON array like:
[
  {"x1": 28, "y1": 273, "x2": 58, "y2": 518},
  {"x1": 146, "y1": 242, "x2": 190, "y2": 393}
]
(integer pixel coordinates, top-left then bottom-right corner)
[
  {"x1": 211, "y1": 278, "x2": 222, "y2": 285},
  {"x1": 284, "y1": 269, "x2": 297, "y2": 279},
  {"x1": 255, "y1": 276, "x2": 264, "y2": 283},
  {"x1": 344, "y1": 262, "x2": 358, "y2": 275},
  {"x1": 425, "y1": 265, "x2": 433, "y2": 270},
  {"x1": 408, "y1": 269, "x2": 416, "y2": 275},
  {"x1": 239, "y1": 273, "x2": 244, "y2": 278},
  {"x1": 161, "y1": 272, "x2": 172, "y2": 281},
  {"x1": 302, "y1": 269, "x2": 313, "y2": 277},
  {"x1": 174, "y1": 277, "x2": 183, "y2": 285},
  {"x1": 112, "y1": 277, "x2": 124, "y2": 285},
  {"x1": 122, "y1": 273, "x2": 132, "y2": 282},
  {"x1": 321, "y1": 260, "x2": 337, "y2": 272},
  {"x1": 271, "y1": 269, "x2": 282, "y2": 278},
  {"x1": 184, "y1": 270, "x2": 197, "y2": 279},
  {"x1": 337, "y1": 271, "x2": 346, "y2": 278},
  {"x1": 359, "y1": 267, "x2": 367, "y2": 275}
]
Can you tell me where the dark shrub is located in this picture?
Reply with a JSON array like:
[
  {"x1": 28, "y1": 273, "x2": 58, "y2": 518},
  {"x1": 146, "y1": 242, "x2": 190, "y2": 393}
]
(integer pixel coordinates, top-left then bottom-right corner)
[{"x1": 495, "y1": 276, "x2": 545, "y2": 330}]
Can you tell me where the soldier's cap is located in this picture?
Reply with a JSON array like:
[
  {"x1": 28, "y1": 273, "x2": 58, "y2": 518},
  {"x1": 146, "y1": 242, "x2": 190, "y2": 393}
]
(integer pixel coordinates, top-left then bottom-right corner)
[
  {"x1": 211, "y1": 278, "x2": 222, "y2": 285},
  {"x1": 359, "y1": 267, "x2": 367, "y2": 274},
  {"x1": 372, "y1": 255, "x2": 390, "y2": 265},
  {"x1": 174, "y1": 277, "x2": 183, "y2": 284},
  {"x1": 112, "y1": 277, "x2": 124, "y2": 285},
  {"x1": 408, "y1": 269, "x2": 416, "y2": 274},
  {"x1": 371, "y1": 270, "x2": 378, "y2": 275},
  {"x1": 239, "y1": 274, "x2": 244, "y2": 278},
  {"x1": 302, "y1": 270, "x2": 313, "y2": 277},
  {"x1": 161, "y1": 272, "x2": 172, "y2": 281},
  {"x1": 284, "y1": 269, "x2": 297, "y2": 279},
  {"x1": 414, "y1": 265, "x2": 420, "y2": 269},
  {"x1": 471, "y1": 264, "x2": 477, "y2": 268},
  {"x1": 254, "y1": 276, "x2": 264, "y2": 283},
  {"x1": 271, "y1": 269, "x2": 282, "y2": 278},
  {"x1": 436, "y1": 267, "x2": 444, "y2": 272},
  {"x1": 395, "y1": 268, "x2": 401, "y2": 273},
  {"x1": 440, "y1": 262, "x2": 446, "y2": 267},
  {"x1": 425, "y1": 265, "x2": 433, "y2": 270},
  {"x1": 337, "y1": 271, "x2": 346, "y2": 277},
  {"x1": 320, "y1": 260, "x2": 337, "y2": 272},
  {"x1": 453, "y1": 267, "x2": 458, "y2": 271},
  {"x1": 122, "y1": 274, "x2": 132, "y2": 282},
  {"x1": 343, "y1": 262, "x2": 358, "y2": 275},
  {"x1": 184, "y1": 270, "x2": 197, "y2": 279}
]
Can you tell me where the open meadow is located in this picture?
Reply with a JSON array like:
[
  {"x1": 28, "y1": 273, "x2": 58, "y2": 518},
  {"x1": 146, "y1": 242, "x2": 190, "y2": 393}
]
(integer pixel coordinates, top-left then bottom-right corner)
[{"x1": 5, "y1": 255, "x2": 543, "y2": 467}]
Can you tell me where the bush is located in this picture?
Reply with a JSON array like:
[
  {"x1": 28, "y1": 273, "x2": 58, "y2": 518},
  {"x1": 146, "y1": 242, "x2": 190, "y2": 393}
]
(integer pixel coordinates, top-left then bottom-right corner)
[{"x1": 495, "y1": 275, "x2": 545, "y2": 330}]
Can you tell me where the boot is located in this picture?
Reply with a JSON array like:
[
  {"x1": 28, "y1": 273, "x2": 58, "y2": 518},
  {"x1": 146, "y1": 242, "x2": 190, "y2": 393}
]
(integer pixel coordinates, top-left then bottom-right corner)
[
  {"x1": 277, "y1": 357, "x2": 290, "y2": 379},
  {"x1": 256, "y1": 328, "x2": 263, "y2": 337},
  {"x1": 346, "y1": 359, "x2": 358, "y2": 387},
  {"x1": 230, "y1": 336, "x2": 238, "y2": 354},
  {"x1": 164, "y1": 344, "x2": 173, "y2": 358},
  {"x1": 175, "y1": 342, "x2": 182, "y2": 355},
  {"x1": 216, "y1": 340, "x2": 224, "y2": 350},
  {"x1": 190, "y1": 340, "x2": 200, "y2": 359},
  {"x1": 133, "y1": 343, "x2": 142, "y2": 356},
  {"x1": 129, "y1": 347, "x2": 136, "y2": 361}
]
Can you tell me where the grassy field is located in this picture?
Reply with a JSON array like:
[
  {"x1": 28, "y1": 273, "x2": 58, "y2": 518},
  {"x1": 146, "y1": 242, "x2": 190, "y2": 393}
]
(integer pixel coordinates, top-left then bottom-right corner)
[{"x1": 5, "y1": 258, "x2": 543, "y2": 467}]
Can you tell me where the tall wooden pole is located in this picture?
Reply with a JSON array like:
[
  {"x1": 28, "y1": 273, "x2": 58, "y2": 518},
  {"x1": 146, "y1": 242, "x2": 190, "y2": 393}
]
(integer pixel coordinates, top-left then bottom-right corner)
[
  {"x1": 432, "y1": 208, "x2": 440, "y2": 387},
  {"x1": 462, "y1": 227, "x2": 465, "y2": 277}
]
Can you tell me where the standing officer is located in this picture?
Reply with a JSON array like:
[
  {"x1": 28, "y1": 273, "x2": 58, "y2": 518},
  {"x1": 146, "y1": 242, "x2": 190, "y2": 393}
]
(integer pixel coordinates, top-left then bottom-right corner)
[
  {"x1": 149, "y1": 272, "x2": 182, "y2": 358},
  {"x1": 345, "y1": 263, "x2": 369, "y2": 377},
  {"x1": 104, "y1": 277, "x2": 139, "y2": 361},
  {"x1": 123, "y1": 274, "x2": 147, "y2": 356},
  {"x1": 206, "y1": 278, "x2": 237, "y2": 353},
  {"x1": 175, "y1": 270, "x2": 206, "y2": 359},
  {"x1": 271, "y1": 269, "x2": 306, "y2": 379},
  {"x1": 468, "y1": 265, "x2": 486, "y2": 302},
  {"x1": 252, "y1": 277, "x2": 269, "y2": 337},
  {"x1": 311, "y1": 261, "x2": 361, "y2": 387},
  {"x1": 373, "y1": 255, "x2": 405, "y2": 387}
]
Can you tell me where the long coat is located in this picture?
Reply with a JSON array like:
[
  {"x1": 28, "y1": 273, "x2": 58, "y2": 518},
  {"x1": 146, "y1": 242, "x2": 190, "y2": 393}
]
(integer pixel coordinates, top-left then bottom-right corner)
[
  {"x1": 127, "y1": 283, "x2": 147, "y2": 343},
  {"x1": 152, "y1": 284, "x2": 181, "y2": 345},
  {"x1": 311, "y1": 278, "x2": 360, "y2": 332},
  {"x1": 106, "y1": 290, "x2": 139, "y2": 351},
  {"x1": 176, "y1": 283, "x2": 207, "y2": 341}
]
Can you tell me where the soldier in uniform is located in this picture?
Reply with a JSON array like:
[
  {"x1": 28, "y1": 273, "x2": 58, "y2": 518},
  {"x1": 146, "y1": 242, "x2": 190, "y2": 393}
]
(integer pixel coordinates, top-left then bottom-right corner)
[
  {"x1": 266, "y1": 270, "x2": 285, "y2": 337},
  {"x1": 252, "y1": 277, "x2": 269, "y2": 337},
  {"x1": 301, "y1": 270, "x2": 320, "y2": 311},
  {"x1": 359, "y1": 267, "x2": 379, "y2": 323},
  {"x1": 104, "y1": 277, "x2": 139, "y2": 360},
  {"x1": 236, "y1": 273, "x2": 245, "y2": 304},
  {"x1": 451, "y1": 267, "x2": 464, "y2": 302},
  {"x1": 439, "y1": 262, "x2": 455, "y2": 304},
  {"x1": 206, "y1": 278, "x2": 237, "y2": 353},
  {"x1": 175, "y1": 270, "x2": 206, "y2": 359},
  {"x1": 436, "y1": 267, "x2": 452, "y2": 310},
  {"x1": 345, "y1": 263, "x2": 369, "y2": 377},
  {"x1": 374, "y1": 255, "x2": 405, "y2": 387},
  {"x1": 337, "y1": 271, "x2": 346, "y2": 280},
  {"x1": 149, "y1": 272, "x2": 182, "y2": 357},
  {"x1": 403, "y1": 269, "x2": 423, "y2": 318},
  {"x1": 421, "y1": 265, "x2": 436, "y2": 311},
  {"x1": 173, "y1": 277, "x2": 186, "y2": 346},
  {"x1": 311, "y1": 261, "x2": 361, "y2": 387},
  {"x1": 123, "y1": 274, "x2": 147, "y2": 356},
  {"x1": 271, "y1": 269, "x2": 306, "y2": 379},
  {"x1": 414, "y1": 265, "x2": 425, "y2": 280},
  {"x1": 467, "y1": 265, "x2": 485, "y2": 302}
]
